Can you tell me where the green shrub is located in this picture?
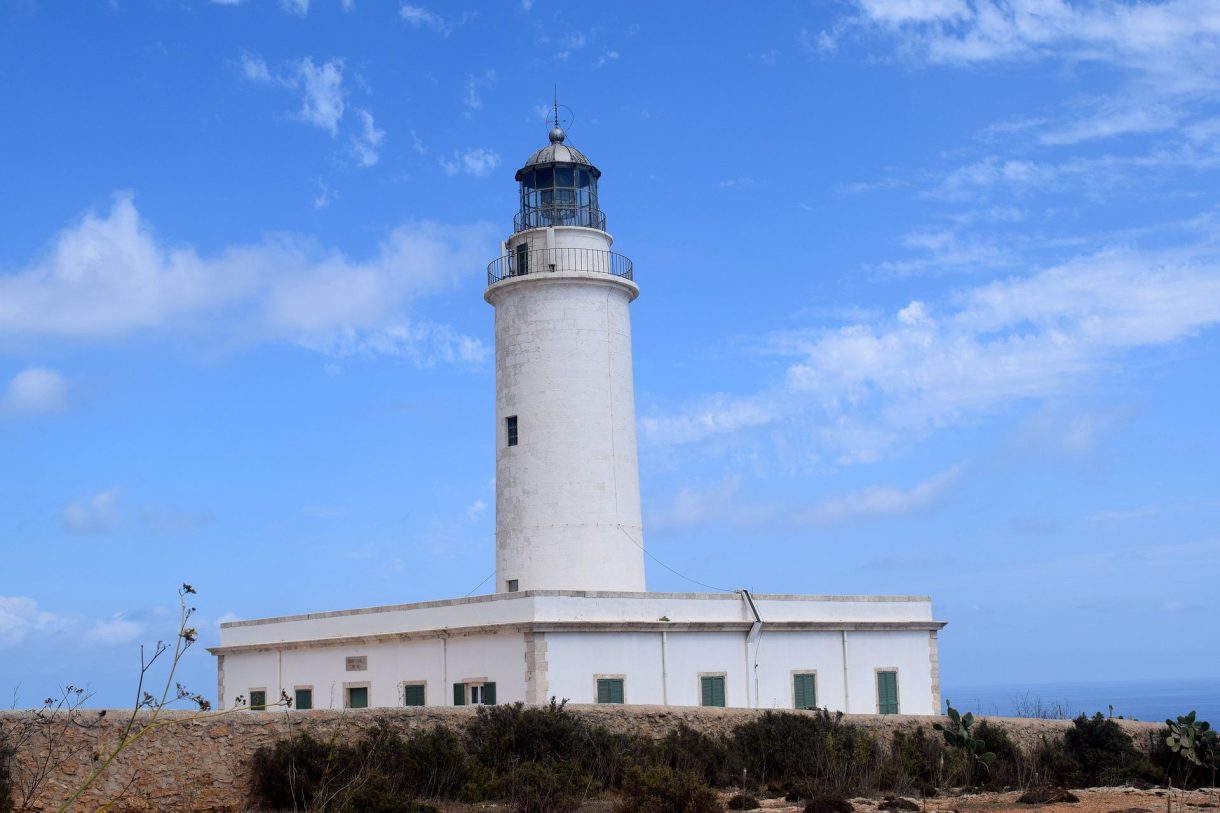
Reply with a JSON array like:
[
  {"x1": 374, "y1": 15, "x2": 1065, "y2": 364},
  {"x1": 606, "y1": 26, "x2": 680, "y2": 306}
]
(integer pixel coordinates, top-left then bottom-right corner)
[
  {"x1": 727, "y1": 792, "x2": 760, "y2": 809},
  {"x1": 614, "y1": 765, "x2": 721, "y2": 813},
  {"x1": 501, "y1": 761, "x2": 593, "y2": 813},
  {"x1": 466, "y1": 700, "x2": 587, "y2": 771},
  {"x1": 888, "y1": 726, "x2": 946, "y2": 789},
  {"x1": 658, "y1": 724, "x2": 736, "y2": 787},
  {"x1": 730, "y1": 710, "x2": 880, "y2": 795},
  {"x1": 972, "y1": 720, "x2": 1020, "y2": 789},
  {"x1": 251, "y1": 731, "x2": 355, "y2": 810},
  {"x1": 1062, "y1": 714, "x2": 1157, "y2": 786}
]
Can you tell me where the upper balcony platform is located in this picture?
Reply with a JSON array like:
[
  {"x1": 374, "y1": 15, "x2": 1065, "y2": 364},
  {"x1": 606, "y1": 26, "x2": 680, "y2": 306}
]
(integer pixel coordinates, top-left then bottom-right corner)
[{"x1": 487, "y1": 246, "x2": 633, "y2": 287}]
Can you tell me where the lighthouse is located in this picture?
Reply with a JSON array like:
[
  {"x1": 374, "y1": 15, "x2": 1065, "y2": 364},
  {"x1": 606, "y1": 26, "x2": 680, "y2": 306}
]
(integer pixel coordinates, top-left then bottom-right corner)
[
  {"x1": 212, "y1": 112, "x2": 945, "y2": 716},
  {"x1": 485, "y1": 120, "x2": 646, "y2": 593}
]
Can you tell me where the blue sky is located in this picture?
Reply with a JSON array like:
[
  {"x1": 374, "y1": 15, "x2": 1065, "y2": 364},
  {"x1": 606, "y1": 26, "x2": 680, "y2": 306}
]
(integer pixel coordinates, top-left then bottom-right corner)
[{"x1": 2, "y1": 0, "x2": 1218, "y2": 708}]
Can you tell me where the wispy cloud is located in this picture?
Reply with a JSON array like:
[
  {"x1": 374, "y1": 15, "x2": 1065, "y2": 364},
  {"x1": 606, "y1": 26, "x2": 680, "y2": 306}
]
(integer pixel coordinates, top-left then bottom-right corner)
[
  {"x1": 0, "y1": 194, "x2": 495, "y2": 363},
  {"x1": 798, "y1": 464, "x2": 962, "y2": 524},
  {"x1": 280, "y1": 0, "x2": 309, "y2": 15},
  {"x1": 399, "y1": 4, "x2": 473, "y2": 36},
  {"x1": 349, "y1": 108, "x2": 385, "y2": 167},
  {"x1": 644, "y1": 237, "x2": 1220, "y2": 462},
  {"x1": 63, "y1": 488, "x2": 122, "y2": 534},
  {"x1": 1, "y1": 367, "x2": 68, "y2": 416},
  {"x1": 295, "y1": 57, "x2": 345, "y2": 135},
  {"x1": 463, "y1": 70, "x2": 496, "y2": 111},
  {"x1": 439, "y1": 147, "x2": 501, "y2": 177}
]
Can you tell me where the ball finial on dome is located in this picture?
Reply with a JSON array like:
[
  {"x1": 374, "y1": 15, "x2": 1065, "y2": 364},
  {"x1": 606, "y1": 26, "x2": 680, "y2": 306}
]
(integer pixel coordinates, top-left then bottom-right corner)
[{"x1": 549, "y1": 126, "x2": 565, "y2": 143}]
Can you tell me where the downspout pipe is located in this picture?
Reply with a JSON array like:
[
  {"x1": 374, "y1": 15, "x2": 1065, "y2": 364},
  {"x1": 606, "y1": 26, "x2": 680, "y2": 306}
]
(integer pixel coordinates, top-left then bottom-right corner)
[{"x1": 739, "y1": 589, "x2": 763, "y2": 708}]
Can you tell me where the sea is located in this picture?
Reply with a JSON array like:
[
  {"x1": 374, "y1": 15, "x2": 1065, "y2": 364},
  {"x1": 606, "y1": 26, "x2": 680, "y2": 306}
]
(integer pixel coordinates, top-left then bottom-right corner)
[{"x1": 941, "y1": 678, "x2": 1219, "y2": 725}]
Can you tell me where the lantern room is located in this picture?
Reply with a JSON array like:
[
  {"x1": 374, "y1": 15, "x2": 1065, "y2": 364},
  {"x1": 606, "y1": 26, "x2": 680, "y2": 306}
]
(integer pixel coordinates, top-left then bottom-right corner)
[{"x1": 513, "y1": 127, "x2": 604, "y2": 233}]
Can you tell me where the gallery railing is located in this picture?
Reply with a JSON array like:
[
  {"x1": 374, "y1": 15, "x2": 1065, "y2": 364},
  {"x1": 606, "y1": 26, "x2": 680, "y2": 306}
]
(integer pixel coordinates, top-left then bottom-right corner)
[
  {"x1": 487, "y1": 247, "x2": 634, "y2": 286},
  {"x1": 513, "y1": 204, "x2": 607, "y2": 233}
]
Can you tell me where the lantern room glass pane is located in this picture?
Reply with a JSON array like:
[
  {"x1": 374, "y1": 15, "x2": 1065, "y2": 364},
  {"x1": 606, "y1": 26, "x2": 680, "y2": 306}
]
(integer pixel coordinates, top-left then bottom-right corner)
[
  {"x1": 521, "y1": 170, "x2": 536, "y2": 190},
  {"x1": 578, "y1": 170, "x2": 590, "y2": 188},
  {"x1": 555, "y1": 166, "x2": 574, "y2": 187},
  {"x1": 535, "y1": 167, "x2": 553, "y2": 187}
]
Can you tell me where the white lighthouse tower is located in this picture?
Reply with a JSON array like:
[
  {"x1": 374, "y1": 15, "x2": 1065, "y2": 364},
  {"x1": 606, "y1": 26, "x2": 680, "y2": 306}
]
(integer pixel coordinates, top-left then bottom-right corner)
[{"x1": 484, "y1": 117, "x2": 646, "y2": 594}]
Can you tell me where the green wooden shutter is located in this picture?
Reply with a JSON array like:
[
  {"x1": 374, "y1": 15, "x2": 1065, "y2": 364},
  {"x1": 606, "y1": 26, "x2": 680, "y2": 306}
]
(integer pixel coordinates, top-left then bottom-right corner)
[
  {"x1": 794, "y1": 674, "x2": 816, "y2": 710},
  {"x1": 249, "y1": 690, "x2": 266, "y2": 710},
  {"x1": 877, "y1": 671, "x2": 899, "y2": 714},
  {"x1": 700, "y1": 676, "x2": 725, "y2": 707},
  {"x1": 294, "y1": 688, "x2": 313, "y2": 710},
  {"x1": 483, "y1": 682, "x2": 496, "y2": 705},
  {"x1": 404, "y1": 685, "x2": 425, "y2": 706},
  {"x1": 348, "y1": 687, "x2": 368, "y2": 709},
  {"x1": 597, "y1": 679, "x2": 624, "y2": 704},
  {"x1": 453, "y1": 683, "x2": 466, "y2": 706}
]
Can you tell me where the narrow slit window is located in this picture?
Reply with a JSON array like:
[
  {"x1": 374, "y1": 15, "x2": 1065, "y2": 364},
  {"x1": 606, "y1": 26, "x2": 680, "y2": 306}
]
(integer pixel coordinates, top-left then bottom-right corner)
[{"x1": 506, "y1": 415, "x2": 518, "y2": 447}]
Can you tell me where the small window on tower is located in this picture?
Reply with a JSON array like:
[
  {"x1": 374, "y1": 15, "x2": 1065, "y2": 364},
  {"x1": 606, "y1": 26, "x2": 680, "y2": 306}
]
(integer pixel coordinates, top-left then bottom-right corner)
[
  {"x1": 506, "y1": 579, "x2": 519, "y2": 592},
  {"x1": 506, "y1": 416, "x2": 518, "y2": 447}
]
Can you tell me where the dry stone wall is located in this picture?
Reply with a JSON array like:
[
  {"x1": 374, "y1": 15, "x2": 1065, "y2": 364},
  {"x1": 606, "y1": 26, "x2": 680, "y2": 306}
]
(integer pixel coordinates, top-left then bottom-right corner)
[{"x1": 0, "y1": 706, "x2": 1164, "y2": 812}]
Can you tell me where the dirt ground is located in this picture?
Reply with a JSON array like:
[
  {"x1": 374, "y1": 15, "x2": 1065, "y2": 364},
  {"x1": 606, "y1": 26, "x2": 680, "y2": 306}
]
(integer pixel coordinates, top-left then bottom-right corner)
[{"x1": 435, "y1": 786, "x2": 1219, "y2": 813}]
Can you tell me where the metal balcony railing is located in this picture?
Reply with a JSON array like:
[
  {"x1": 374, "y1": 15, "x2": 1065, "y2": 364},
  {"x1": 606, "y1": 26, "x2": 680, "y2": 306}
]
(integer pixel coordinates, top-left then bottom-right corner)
[
  {"x1": 513, "y1": 204, "x2": 607, "y2": 233},
  {"x1": 487, "y1": 247, "x2": 634, "y2": 286}
]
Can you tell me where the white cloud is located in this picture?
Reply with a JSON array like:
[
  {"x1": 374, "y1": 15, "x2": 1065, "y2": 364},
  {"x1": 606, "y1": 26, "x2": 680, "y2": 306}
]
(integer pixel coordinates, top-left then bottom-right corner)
[
  {"x1": 463, "y1": 70, "x2": 496, "y2": 111},
  {"x1": 439, "y1": 147, "x2": 501, "y2": 177},
  {"x1": 2, "y1": 367, "x2": 68, "y2": 416},
  {"x1": 0, "y1": 597, "x2": 66, "y2": 648},
  {"x1": 295, "y1": 58, "x2": 345, "y2": 136},
  {"x1": 798, "y1": 464, "x2": 962, "y2": 524},
  {"x1": 280, "y1": 0, "x2": 309, "y2": 15},
  {"x1": 239, "y1": 53, "x2": 272, "y2": 84},
  {"x1": 349, "y1": 108, "x2": 385, "y2": 167},
  {"x1": 0, "y1": 194, "x2": 495, "y2": 362},
  {"x1": 210, "y1": 0, "x2": 243, "y2": 4},
  {"x1": 466, "y1": 498, "x2": 486, "y2": 520},
  {"x1": 63, "y1": 488, "x2": 122, "y2": 534},
  {"x1": 521, "y1": 0, "x2": 533, "y2": 9},
  {"x1": 85, "y1": 615, "x2": 146, "y2": 646},
  {"x1": 400, "y1": 5, "x2": 472, "y2": 35},
  {"x1": 645, "y1": 239, "x2": 1220, "y2": 461}
]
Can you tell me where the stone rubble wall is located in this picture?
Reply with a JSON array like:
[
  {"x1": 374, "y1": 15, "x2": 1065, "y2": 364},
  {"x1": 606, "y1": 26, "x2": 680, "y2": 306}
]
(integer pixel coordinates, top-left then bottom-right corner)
[{"x1": 0, "y1": 706, "x2": 1165, "y2": 813}]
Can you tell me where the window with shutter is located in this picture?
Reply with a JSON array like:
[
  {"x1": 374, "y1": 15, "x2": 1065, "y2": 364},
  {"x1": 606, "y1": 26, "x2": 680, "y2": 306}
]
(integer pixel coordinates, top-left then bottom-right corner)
[
  {"x1": 700, "y1": 675, "x2": 726, "y2": 707},
  {"x1": 347, "y1": 686, "x2": 369, "y2": 709},
  {"x1": 483, "y1": 682, "x2": 496, "y2": 705},
  {"x1": 793, "y1": 673, "x2": 817, "y2": 710},
  {"x1": 403, "y1": 685, "x2": 425, "y2": 706},
  {"x1": 294, "y1": 688, "x2": 313, "y2": 710},
  {"x1": 453, "y1": 683, "x2": 466, "y2": 706},
  {"x1": 877, "y1": 671, "x2": 899, "y2": 715},
  {"x1": 597, "y1": 678, "x2": 624, "y2": 704},
  {"x1": 249, "y1": 690, "x2": 266, "y2": 711}
]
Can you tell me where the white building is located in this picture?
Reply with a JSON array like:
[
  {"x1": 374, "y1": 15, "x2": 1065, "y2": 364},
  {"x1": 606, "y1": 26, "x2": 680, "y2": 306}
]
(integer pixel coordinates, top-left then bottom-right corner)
[{"x1": 210, "y1": 120, "x2": 946, "y2": 716}]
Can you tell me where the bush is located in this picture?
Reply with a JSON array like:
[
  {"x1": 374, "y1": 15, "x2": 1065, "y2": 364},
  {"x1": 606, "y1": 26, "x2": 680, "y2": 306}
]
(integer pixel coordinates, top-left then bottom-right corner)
[
  {"x1": 730, "y1": 710, "x2": 880, "y2": 795},
  {"x1": 972, "y1": 720, "x2": 1020, "y2": 788},
  {"x1": 727, "y1": 792, "x2": 760, "y2": 809},
  {"x1": 0, "y1": 742, "x2": 14, "y2": 813},
  {"x1": 887, "y1": 726, "x2": 946, "y2": 789},
  {"x1": 251, "y1": 731, "x2": 353, "y2": 810},
  {"x1": 658, "y1": 724, "x2": 736, "y2": 787},
  {"x1": 804, "y1": 795, "x2": 853, "y2": 813},
  {"x1": 1062, "y1": 714, "x2": 1157, "y2": 786},
  {"x1": 501, "y1": 761, "x2": 592, "y2": 813},
  {"x1": 466, "y1": 700, "x2": 587, "y2": 772},
  {"x1": 614, "y1": 766, "x2": 721, "y2": 813}
]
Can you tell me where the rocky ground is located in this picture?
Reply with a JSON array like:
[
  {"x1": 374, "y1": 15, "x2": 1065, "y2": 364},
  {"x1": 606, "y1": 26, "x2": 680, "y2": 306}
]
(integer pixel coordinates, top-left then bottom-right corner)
[{"x1": 434, "y1": 787, "x2": 1219, "y2": 813}]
